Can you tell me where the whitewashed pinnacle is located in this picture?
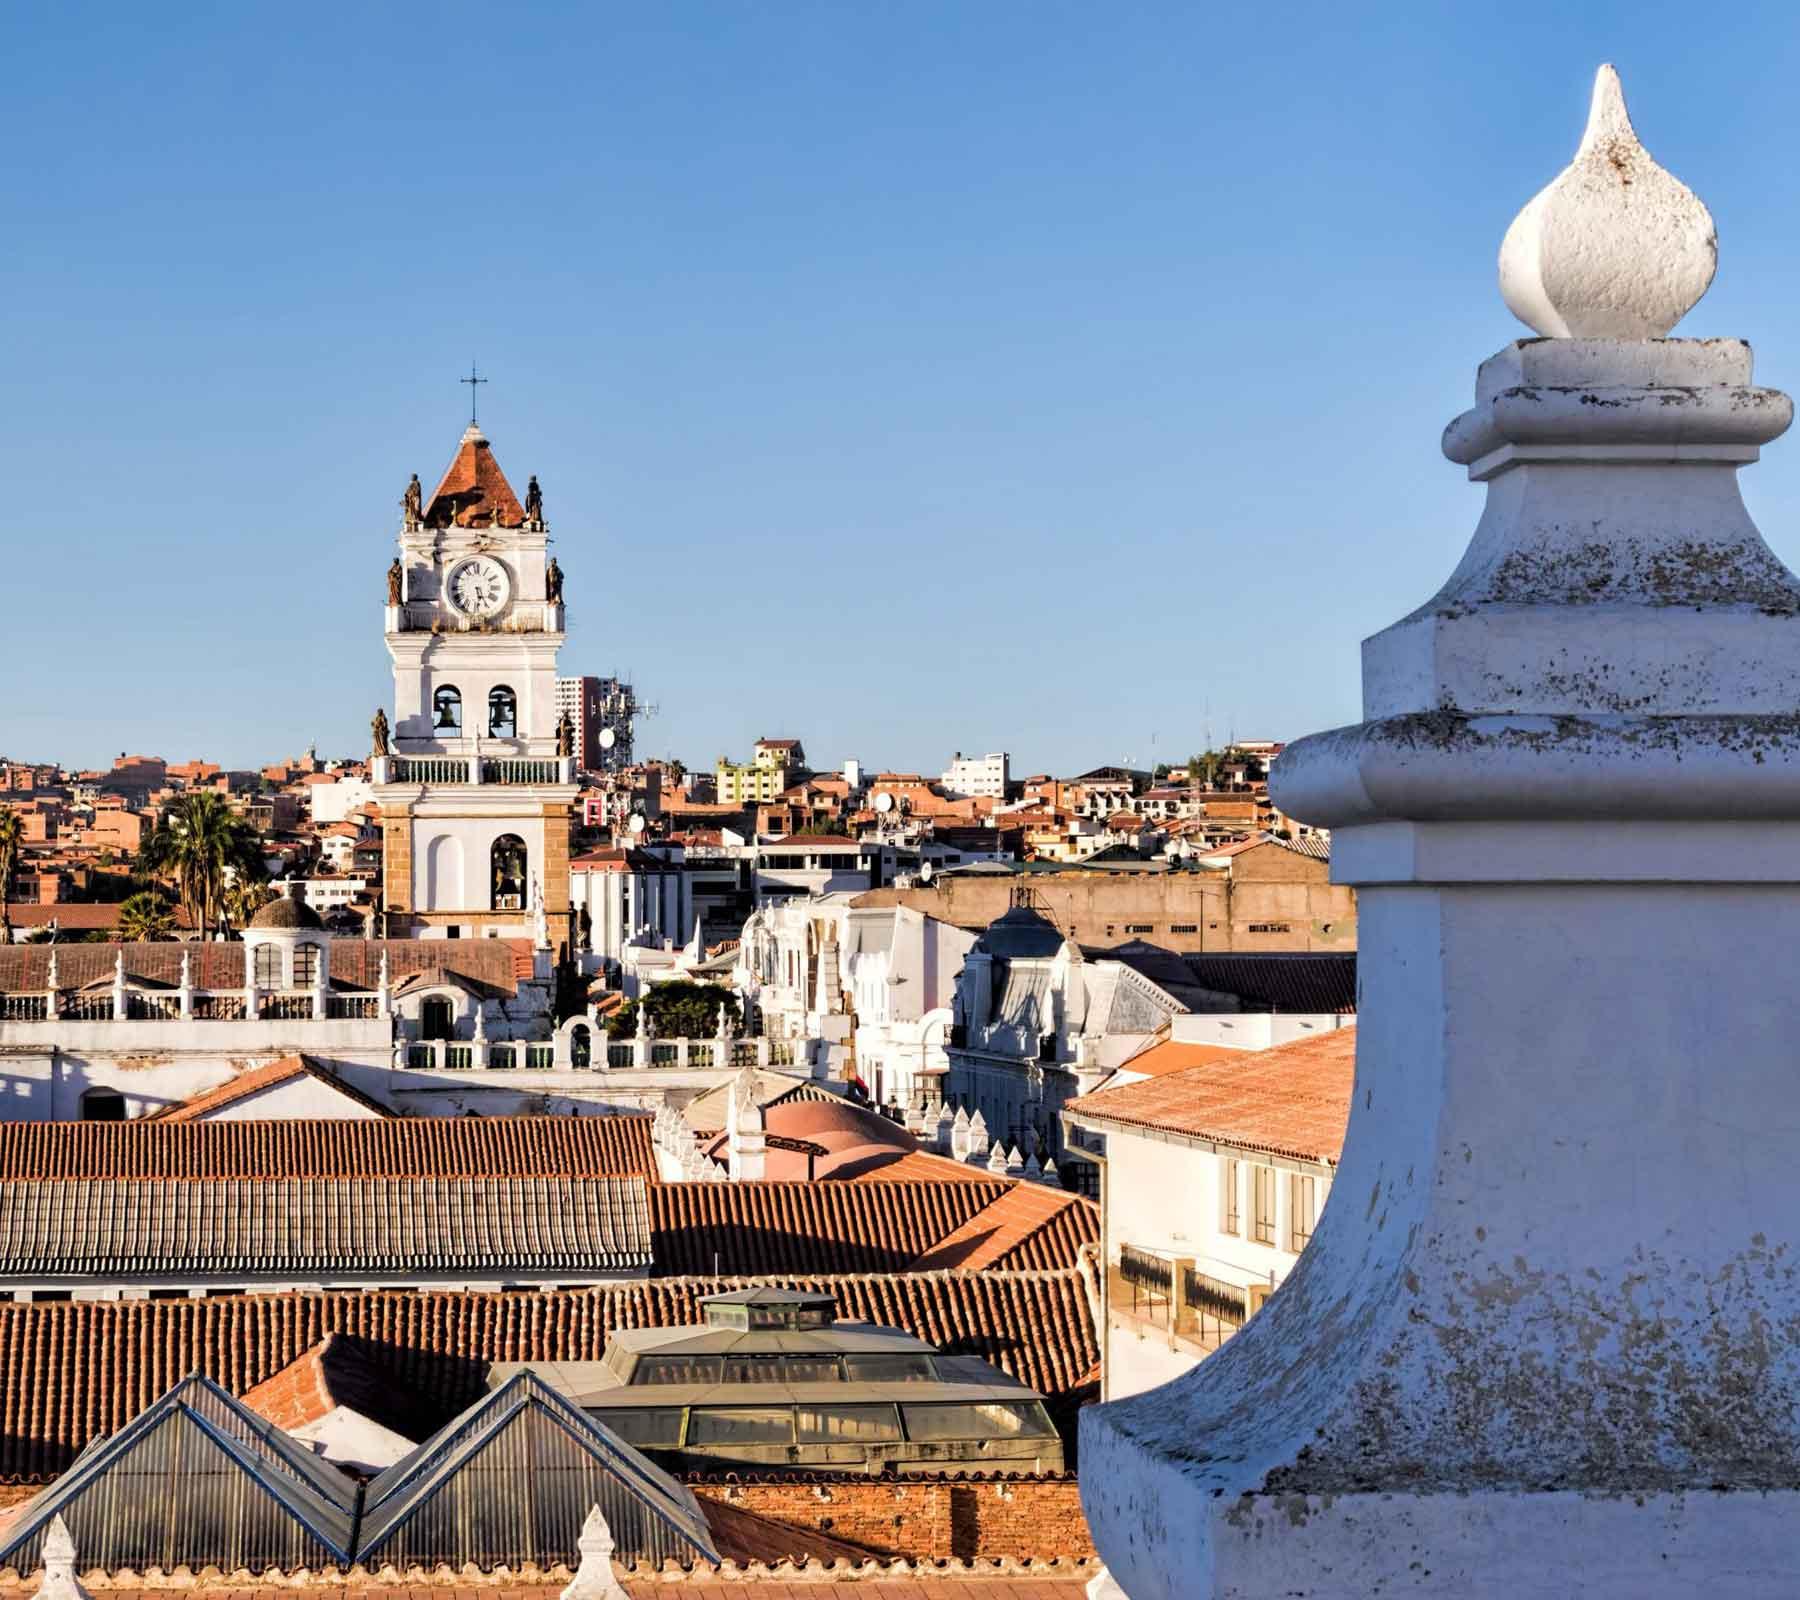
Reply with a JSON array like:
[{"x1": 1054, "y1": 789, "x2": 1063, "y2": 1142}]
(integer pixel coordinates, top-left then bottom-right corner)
[
  {"x1": 1499, "y1": 64, "x2": 1716, "y2": 338},
  {"x1": 559, "y1": 1504, "x2": 626, "y2": 1600},
  {"x1": 37, "y1": 1516, "x2": 89, "y2": 1600}
]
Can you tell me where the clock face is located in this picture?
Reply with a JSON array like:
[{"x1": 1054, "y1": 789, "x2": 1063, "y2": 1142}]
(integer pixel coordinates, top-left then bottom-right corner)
[{"x1": 447, "y1": 557, "x2": 511, "y2": 618}]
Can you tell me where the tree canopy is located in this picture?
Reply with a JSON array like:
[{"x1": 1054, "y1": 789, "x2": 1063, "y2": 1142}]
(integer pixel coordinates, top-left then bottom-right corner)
[{"x1": 606, "y1": 981, "x2": 741, "y2": 1041}]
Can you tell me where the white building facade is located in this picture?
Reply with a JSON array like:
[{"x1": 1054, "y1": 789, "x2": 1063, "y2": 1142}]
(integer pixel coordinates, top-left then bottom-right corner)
[{"x1": 371, "y1": 425, "x2": 577, "y2": 944}]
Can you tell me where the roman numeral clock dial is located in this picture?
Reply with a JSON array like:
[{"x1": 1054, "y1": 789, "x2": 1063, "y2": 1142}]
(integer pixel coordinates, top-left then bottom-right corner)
[{"x1": 446, "y1": 556, "x2": 511, "y2": 619}]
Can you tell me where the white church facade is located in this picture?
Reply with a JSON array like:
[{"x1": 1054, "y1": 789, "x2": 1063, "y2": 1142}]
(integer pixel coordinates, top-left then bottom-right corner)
[{"x1": 370, "y1": 423, "x2": 579, "y2": 946}]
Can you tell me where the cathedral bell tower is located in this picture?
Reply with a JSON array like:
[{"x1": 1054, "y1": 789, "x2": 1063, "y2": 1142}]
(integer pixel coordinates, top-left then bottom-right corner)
[{"x1": 370, "y1": 422, "x2": 577, "y2": 944}]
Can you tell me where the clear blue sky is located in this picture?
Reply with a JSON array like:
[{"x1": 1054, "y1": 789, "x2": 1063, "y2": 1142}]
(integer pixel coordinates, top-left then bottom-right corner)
[{"x1": 9, "y1": 2, "x2": 1800, "y2": 776}]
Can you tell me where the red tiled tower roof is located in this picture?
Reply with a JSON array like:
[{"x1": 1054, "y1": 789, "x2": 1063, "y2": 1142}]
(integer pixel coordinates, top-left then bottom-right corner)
[{"x1": 423, "y1": 424, "x2": 527, "y2": 528}]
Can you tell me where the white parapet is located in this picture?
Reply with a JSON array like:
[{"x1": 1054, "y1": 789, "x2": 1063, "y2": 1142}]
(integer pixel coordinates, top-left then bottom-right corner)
[{"x1": 1082, "y1": 65, "x2": 1800, "y2": 1598}]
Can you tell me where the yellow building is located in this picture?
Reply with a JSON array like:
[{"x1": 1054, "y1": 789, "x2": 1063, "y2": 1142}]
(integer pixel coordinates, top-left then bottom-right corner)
[{"x1": 716, "y1": 738, "x2": 806, "y2": 807}]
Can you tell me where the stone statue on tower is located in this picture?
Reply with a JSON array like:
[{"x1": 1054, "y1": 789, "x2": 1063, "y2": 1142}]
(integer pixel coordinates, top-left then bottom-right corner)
[
  {"x1": 386, "y1": 558, "x2": 404, "y2": 606},
  {"x1": 524, "y1": 474, "x2": 544, "y2": 523},
  {"x1": 556, "y1": 709, "x2": 575, "y2": 759},
  {"x1": 371, "y1": 708, "x2": 390, "y2": 758},
  {"x1": 546, "y1": 555, "x2": 564, "y2": 605},
  {"x1": 401, "y1": 474, "x2": 423, "y2": 529}
]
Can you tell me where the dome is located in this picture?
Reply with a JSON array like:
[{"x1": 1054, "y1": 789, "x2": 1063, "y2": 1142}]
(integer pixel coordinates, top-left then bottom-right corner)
[
  {"x1": 249, "y1": 884, "x2": 324, "y2": 932},
  {"x1": 974, "y1": 903, "x2": 1065, "y2": 960}
]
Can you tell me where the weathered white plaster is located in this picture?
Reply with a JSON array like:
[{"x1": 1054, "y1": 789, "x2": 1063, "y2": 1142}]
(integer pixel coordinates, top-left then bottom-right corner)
[
  {"x1": 1082, "y1": 65, "x2": 1800, "y2": 1598},
  {"x1": 1500, "y1": 65, "x2": 1715, "y2": 339}
]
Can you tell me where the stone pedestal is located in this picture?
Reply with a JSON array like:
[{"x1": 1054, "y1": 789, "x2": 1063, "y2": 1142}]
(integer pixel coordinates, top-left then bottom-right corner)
[{"x1": 1081, "y1": 69, "x2": 1800, "y2": 1599}]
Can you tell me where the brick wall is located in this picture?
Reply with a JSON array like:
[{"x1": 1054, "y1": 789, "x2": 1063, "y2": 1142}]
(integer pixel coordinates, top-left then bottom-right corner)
[{"x1": 689, "y1": 1476, "x2": 1093, "y2": 1563}]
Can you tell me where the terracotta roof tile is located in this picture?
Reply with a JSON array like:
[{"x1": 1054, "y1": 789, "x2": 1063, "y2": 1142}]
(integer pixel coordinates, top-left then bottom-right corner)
[
  {"x1": 147, "y1": 1054, "x2": 394, "y2": 1122},
  {"x1": 0, "y1": 1113, "x2": 658, "y2": 1182},
  {"x1": 238, "y1": 1332, "x2": 423, "y2": 1441},
  {"x1": 0, "y1": 1270, "x2": 1097, "y2": 1484},
  {"x1": 1064, "y1": 1027, "x2": 1355, "y2": 1165},
  {"x1": 0, "y1": 939, "x2": 519, "y2": 997},
  {"x1": 913, "y1": 1187, "x2": 1100, "y2": 1274},
  {"x1": 1111, "y1": 1038, "x2": 1245, "y2": 1078},
  {"x1": 422, "y1": 425, "x2": 527, "y2": 528},
  {"x1": 648, "y1": 1180, "x2": 1014, "y2": 1276}
]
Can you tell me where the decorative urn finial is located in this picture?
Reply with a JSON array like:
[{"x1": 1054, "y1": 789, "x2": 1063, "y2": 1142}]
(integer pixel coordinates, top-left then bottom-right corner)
[{"x1": 1499, "y1": 64, "x2": 1716, "y2": 338}]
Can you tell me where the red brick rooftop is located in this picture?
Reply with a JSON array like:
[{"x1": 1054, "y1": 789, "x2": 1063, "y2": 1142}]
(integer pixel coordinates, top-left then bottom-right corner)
[{"x1": 1064, "y1": 1027, "x2": 1356, "y2": 1166}]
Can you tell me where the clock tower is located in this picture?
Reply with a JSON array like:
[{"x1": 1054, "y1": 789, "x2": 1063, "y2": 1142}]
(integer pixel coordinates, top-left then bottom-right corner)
[{"x1": 370, "y1": 422, "x2": 577, "y2": 943}]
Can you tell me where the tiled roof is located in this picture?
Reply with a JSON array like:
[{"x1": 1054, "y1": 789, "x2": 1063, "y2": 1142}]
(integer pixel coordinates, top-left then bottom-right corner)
[
  {"x1": 239, "y1": 1332, "x2": 424, "y2": 1442},
  {"x1": 0, "y1": 1113, "x2": 658, "y2": 1181},
  {"x1": 0, "y1": 1174, "x2": 653, "y2": 1282},
  {"x1": 422, "y1": 425, "x2": 527, "y2": 528},
  {"x1": 1179, "y1": 952, "x2": 1358, "y2": 1014},
  {"x1": 0, "y1": 1270, "x2": 1098, "y2": 1483},
  {"x1": 914, "y1": 1187, "x2": 1100, "y2": 1274},
  {"x1": 1112, "y1": 1037, "x2": 1246, "y2": 1078},
  {"x1": 147, "y1": 1054, "x2": 394, "y2": 1122},
  {"x1": 50, "y1": 1584, "x2": 1089, "y2": 1597},
  {"x1": 0, "y1": 938, "x2": 520, "y2": 996},
  {"x1": 1063, "y1": 1027, "x2": 1356, "y2": 1165},
  {"x1": 0, "y1": 904, "x2": 198, "y2": 931},
  {"x1": 648, "y1": 1181, "x2": 1010, "y2": 1276}
]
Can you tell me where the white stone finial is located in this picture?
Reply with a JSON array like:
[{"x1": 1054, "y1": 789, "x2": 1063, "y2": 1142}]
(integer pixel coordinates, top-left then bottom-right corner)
[
  {"x1": 1499, "y1": 64, "x2": 1716, "y2": 338},
  {"x1": 38, "y1": 1516, "x2": 90, "y2": 1600},
  {"x1": 559, "y1": 1504, "x2": 626, "y2": 1600}
]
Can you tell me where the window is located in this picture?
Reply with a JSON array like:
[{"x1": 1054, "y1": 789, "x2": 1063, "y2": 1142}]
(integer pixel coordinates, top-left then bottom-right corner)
[
  {"x1": 1222, "y1": 1157, "x2": 1242, "y2": 1236},
  {"x1": 843, "y1": 1352, "x2": 938, "y2": 1383},
  {"x1": 1248, "y1": 923, "x2": 1292, "y2": 934},
  {"x1": 292, "y1": 943, "x2": 318, "y2": 986},
  {"x1": 722, "y1": 1355, "x2": 839, "y2": 1383},
  {"x1": 1251, "y1": 1163, "x2": 1278, "y2": 1245},
  {"x1": 634, "y1": 1356, "x2": 724, "y2": 1385},
  {"x1": 1289, "y1": 1172, "x2": 1317, "y2": 1252},
  {"x1": 420, "y1": 997, "x2": 454, "y2": 1042},
  {"x1": 1125, "y1": 923, "x2": 1154, "y2": 934},
  {"x1": 80, "y1": 1087, "x2": 126, "y2": 1123},
  {"x1": 491, "y1": 834, "x2": 527, "y2": 910},
  {"x1": 570, "y1": 1023, "x2": 591, "y2": 1068},
  {"x1": 796, "y1": 1404, "x2": 902, "y2": 1443},
  {"x1": 900, "y1": 1402, "x2": 1056, "y2": 1441},
  {"x1": 597, "y1": 1407, "x2": 685, "y2": 1447},
  {"x1": 686, "y1": 1407, "x2": 796, "y2": 1446},
  {"x1": 487, "y1": 685, "x2": 517, "y2": 737},
  {"x1": 253, "y1": 943, "x2": 282, "y2": 987},
  {"x1": 433, "y1": 685, "x2": 463, "y2": 731},
  {"x1": 1171, "y1": 924, "x2": 1198, "y2": 934}
]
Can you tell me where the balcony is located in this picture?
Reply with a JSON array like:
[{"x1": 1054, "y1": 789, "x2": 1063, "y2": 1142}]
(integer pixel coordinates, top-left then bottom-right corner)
[
  {"x1": 1110, "y1": 1243, "x2": 1270, "y2": 1359},
  {"x1": 375, "y1": 754, "x2": 576, "y2": 787},
  {"x1": 389, "y1": 601, "x2": 564, "y2": 635}
]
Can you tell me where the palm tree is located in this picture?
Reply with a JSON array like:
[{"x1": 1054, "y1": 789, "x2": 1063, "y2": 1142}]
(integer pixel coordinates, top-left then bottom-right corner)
[
  {"x1": 0, "y1": 806, "x2": 20, "y2": 945},
  {"x1": 225, "y1": 878, "x2": 278, "y2": 929},
  {"x1": 116, "y1": 890, "x2": 175, "y2": 943},
  {"x1": 137, "y1": 792, "x2": 267, "y2": 939}
]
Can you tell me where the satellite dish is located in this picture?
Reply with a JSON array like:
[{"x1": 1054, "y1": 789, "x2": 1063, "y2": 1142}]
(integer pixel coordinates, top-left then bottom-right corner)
[
  {"x1": 598, "y1": 727, "x2": 616, "y2": 749},
  {"x1": 874, "y1": 793, "x2": 895, "y2": 815},
  {"x1": 628, "y1": 814, "x2": 646, "y2": 835},
  {"x1": 919, "y1": 860, "x2": 934, "y2": 883}
]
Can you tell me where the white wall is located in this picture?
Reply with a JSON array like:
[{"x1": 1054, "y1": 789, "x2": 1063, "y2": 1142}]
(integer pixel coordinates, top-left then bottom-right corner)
[
  {"x1": 309, "y1": 778, "x2": 373, "y2": 827},
  {"x1": 1169, "y1": 1012, "x2": 1351, "y2": 1050}
]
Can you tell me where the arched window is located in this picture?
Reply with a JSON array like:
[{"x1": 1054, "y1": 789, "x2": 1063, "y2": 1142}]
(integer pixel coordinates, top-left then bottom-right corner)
[
  {"x1": 571, "y1": 1023, "x2": 592, "y2": 1068},
  {"x1": 421, "y1": 996, "x2": 454, "y2": 1041},
  {"x1": 487, "y1": 685, "x2": 517, "y2": 738},
  {"x1": 81, "y1": 1087, "x2": 126, "y2": 1123},
  {"x1": 253, "y1": 943, "x2": 281, "y2": 987},
  {"x1": 433, "y1": 685, "x2": 463, "y2": 732},
  {"x1": 491, "y1": 834, "x2": 527, "y2": 910}
]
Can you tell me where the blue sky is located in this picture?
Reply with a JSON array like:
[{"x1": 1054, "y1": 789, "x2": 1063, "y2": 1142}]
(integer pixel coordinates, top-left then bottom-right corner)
[{"x1": 8, "y1": 2, "x2": 1800, "y2": 776}]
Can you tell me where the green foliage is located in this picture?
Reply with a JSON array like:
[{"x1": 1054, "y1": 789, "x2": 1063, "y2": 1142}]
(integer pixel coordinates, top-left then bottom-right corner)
[
  {"x1": 0, "y1": 806, "x2": 21, "y2": 940},
  {"x1": 606, "y1": 981, "x2": 741, "y2": 1041},
  {"x1": 117, "y1": 890, "x2": 175, "y2": 943},
  {"x1": 137, "y1": 792, "x2": 267, "y2": 938}
]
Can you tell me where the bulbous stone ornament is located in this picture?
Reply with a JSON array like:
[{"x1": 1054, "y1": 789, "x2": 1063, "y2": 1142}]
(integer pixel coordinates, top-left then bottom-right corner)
[{"x1": 1499, "y1": 64, "x2": 1716, "y2": 338}]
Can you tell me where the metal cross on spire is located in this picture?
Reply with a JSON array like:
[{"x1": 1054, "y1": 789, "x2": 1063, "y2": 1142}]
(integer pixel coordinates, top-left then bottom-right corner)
[{"x1": 460, "y1": 361, "x2": 488, "y2": 426}]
